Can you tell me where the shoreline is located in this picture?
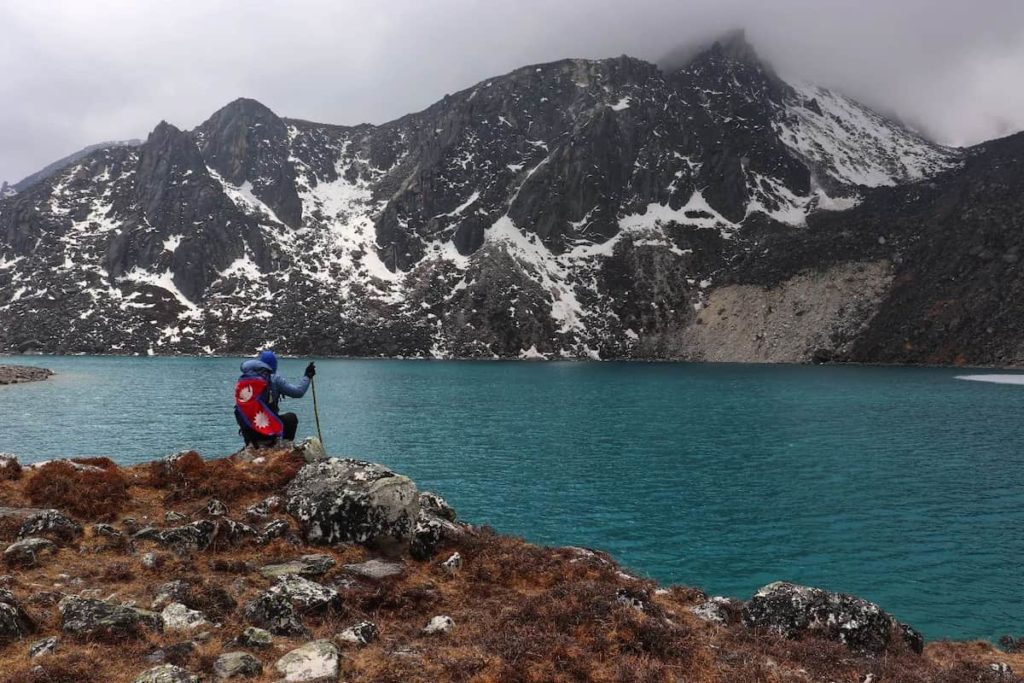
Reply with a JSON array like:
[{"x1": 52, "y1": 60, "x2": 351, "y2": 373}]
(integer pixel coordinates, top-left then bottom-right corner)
[
  {"x1": 0, "y1": 365, "x2": 52, "y2": 386},
  {"x1": 0, "y1": 447, "x2": 1020, "y2": 682}
]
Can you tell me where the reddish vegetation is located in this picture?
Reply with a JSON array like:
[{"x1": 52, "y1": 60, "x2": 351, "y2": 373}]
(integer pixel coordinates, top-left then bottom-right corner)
[
  {"x1": 23, "y1": 460, "x2": 130, "y2": 521},
  {"x1": 0, "y1": 450, "x2": 1021, "y2": 682}
]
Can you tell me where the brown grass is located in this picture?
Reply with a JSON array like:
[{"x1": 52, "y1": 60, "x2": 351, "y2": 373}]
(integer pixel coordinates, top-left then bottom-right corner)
[
  {"x1": 145, "y1": 449, "x2": 304, "y2": 503},
  {"x1": 23, "y1": 461, "x2": 130, "y2": 521}
]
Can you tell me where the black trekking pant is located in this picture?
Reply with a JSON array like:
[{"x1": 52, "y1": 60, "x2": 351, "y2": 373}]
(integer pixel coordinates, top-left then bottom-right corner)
[{"x1": 235, "y1": 410, "x2": 298, "y2": 446}]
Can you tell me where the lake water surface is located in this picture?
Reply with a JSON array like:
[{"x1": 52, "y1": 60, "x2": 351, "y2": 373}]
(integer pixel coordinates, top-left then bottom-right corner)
[{"x1": 2, "y1": 356, "x2": 1023, "y2": 641}]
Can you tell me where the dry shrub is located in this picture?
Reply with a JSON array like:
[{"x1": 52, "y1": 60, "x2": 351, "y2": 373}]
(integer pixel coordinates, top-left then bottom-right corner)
[
  {"x1": 147, "y1": 450, "x2": 304, "y2": 503},
  {"x1": 23, "y1": 461, "x2": 129, "y2": 521},
  {"x1": 0, "y1": 516, "x2": 21, "y2": 542},
  {"x1": 97, "y1": 561, "x2": 135, "y2": 583},
  {"x1": 0, "y1": 459, "x2": 21, "y2": 481},
  {"x1": 2, "y1": 650, "x2": 101, "y2": 683}
]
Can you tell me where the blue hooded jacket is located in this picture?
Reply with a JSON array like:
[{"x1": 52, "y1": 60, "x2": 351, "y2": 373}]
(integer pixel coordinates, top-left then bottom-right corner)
[{"x1": 239, "y1": 358, "x2": 310, "y2": 408}]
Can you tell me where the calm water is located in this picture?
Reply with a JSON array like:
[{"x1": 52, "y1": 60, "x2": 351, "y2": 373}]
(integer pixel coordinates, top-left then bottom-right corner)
[{"x1": 2, "y1": 356, "x2": 1023, "y2": 641}]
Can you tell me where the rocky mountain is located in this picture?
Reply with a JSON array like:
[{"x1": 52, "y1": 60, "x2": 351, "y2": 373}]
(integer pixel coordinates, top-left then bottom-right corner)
[{"x1": 5, "y1": 31, "x2": 1015, "y2": 364}]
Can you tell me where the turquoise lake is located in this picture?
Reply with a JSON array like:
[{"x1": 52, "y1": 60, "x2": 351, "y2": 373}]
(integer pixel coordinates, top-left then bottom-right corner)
[{"x1": 2, "y1": 356, "x2": 1023, "y2": 642}]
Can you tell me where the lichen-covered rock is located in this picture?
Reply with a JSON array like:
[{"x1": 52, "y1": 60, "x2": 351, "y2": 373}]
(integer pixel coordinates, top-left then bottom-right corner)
[
  {"x1": 29, "y1": 636, "x2": 58, "y2": 657},
  {"x1": 246, "y1": 496, "x2": 283, "y2": 521},
  {"x1": 294, "y1": 437, "x2": 327, "y2": 463},
  {"x1": 152, "y1": 580, "x2": 192, "y2": 611},
  {"x1": 336, "y1": 620, "x2": 378, "y2": 646},
  {"x1": 440, "y1": 552, "x2": 462, "y2": 574},
  {"x1": 18, "y1": 509, "x2": 82, "y2": 544},
  {"x1": 419, "y1": 491, "x2": 457, "y2": 522},
  {"x1": 59, "y1": 596, "x2": 163, "y2": 639},
  {"x1": 286, "y1": 458, "x2": 419, "y2": 552},
  {"x1": 243, "y1": 592, "x2": 306, "y2": 636},
  {"x1": 92, "y1": 523, "x2": 123, "y2": 538},
  {"x1": 132, "y1": 664, "x2": 199, "y2": 683},
  {"x1": 161, "y1": 602, "x2": 209, "y2": 631},
  {"x1": 4, "y1": 537, "x2": 57, "y2": 567},
  {"x1": 423, "y1": 615, "x2": 454, "y2": 635},
  {"x1": 213, "y1": 651, "x2": 263, "y2": 679},
  {"x1": 274, "y1": 639, "x2": 340, "y2": 682},
  {"x1": 742, "y1": 582, "x2": 924, "y2": 654},
  {"x1": 204, "y1": 499, "x2": 228, "y2": 517},
  {"x1": 236, "y1": 626, "x2": 273, "y2": 648},
  {"x1": 261, "y1": 519, "x2": 291, "y2": 541},
  {"x1": 410, "y1": 509, "x2": 463, "y2": 561},
  {"x1": 0, "y1": 589, "x2": 35, "y2": 643},
  {"x1": 691, "y1": 596, "x2": 743, "y2": 625},
  {"x1": 135, "y1": 520, "x2": 217, "y2": 551},
  {"x1": 258, "y1": 554, "x2": 335, "y2": 579},
  {"x1": 344, "y1": 558, "x2": 404, "y2": 581},
  {"x1": 268, "y1": 575, "x2": 341, "y2": 614}
]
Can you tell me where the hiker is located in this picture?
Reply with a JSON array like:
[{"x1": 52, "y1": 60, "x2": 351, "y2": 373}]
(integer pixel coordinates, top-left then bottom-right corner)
[{"x1": 234, "y1": 350, "x2": 316, "y2": 447}]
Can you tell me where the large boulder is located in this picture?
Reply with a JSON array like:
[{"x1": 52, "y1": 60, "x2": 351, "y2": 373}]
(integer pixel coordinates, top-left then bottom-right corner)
[
  {"x1": 267, "y1": 575, "x2": 341, "y2": 614},
  {"x1": 4, "y1": 537, "x2": 57, "y2": 567},
  {"x1": 213, "y1": 651, "x2": 263, "y2": 679},
  {"x1": 286, "y1": 459, "x2": 419, "y2": 552},
  {"x1": 18, "y1": 509, "x2": 82, "y2": 544},
  {"x1": 0, "y1": 589, "x2": 34, "y2": 643},
  {"x1": 59, "y1": 596, "x2": 164, "y2": 639},
  {"x1": 742, "y1": 582, "x2": 924, "y2": 655},
  {"x1": 243, "y1": 592, "x2": 306, "y2": 636}
]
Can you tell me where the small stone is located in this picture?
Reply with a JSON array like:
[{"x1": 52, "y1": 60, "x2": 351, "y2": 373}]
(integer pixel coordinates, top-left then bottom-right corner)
[
  {"x1": 92, "y1": 523, "x2": 123, "y2": 538},
  {"x1": 142, "y1": 552, "x2": 160, "y2": 570},
  {"x1": 258, "y1": 554, "x2": 336, "y2": 579},
  {"x1": 343, "y1": 558, "x2": 404, "y2": 581},
  {"x1": 274, "y1": 640, "x2": 339, "y2": 682},
  {"x1": 236, "y1": 626, "x2": 273, "y2": 648},
  {"x1": 164, "y1": 511, "x2": 186, "y2": 523},
  {"x1": 132, "y1": 664, "x2": 199, "y2": 683},
  {"x1": 336, "y1": 620, "x2": 378, "y2": 646},
  {"x1": 691, "y1": 596, "x2": 741, "y2": 625},
  {"x1": 440, "y1": 552, "x2": 462, "y2": 574},
  {"x1": 262, "y1": 519, "x2": 291, "y2": 541},
  {"x1": 268, "y1": 575, "x2": 340, "y2": 613},
  {"x1": 151, "y1": 580, "x2": 192, "y2": 611},
  {"x1": 294, "y1": 437, "x2": 327, "y2": 463},
  {"x1": 161, "y1": 602, "x2": 209, "y2": 631},
  {"x1": 243, "y1": 593, "x2": 305, "y2": 636},
  {"x1": 28, "y1": 636, "x2": 58, "y2": 658},
  {"x1": 204, "y1": 499, "x2": 228, "y2": 517},
  {"x1": 213, "y1": 651, "x2": 263, "y2": 679},
  {"x1": 419, "y1": 491, "x2": 457, "y2": 522},
  {"x1": 990, "y1": 662, "x2": 1013, "y2": 675},
  {"x1": 422, "y1": 615, "x2": 454, "y2": 635}
]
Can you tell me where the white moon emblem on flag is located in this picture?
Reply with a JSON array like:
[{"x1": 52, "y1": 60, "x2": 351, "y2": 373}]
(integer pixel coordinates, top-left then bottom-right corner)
[
  {"x1": 253, "y1": 411, "x2": 270, "y2": 429},
  {"x1": 238, "y1": 386, "x2": 254, "y2": 402}
]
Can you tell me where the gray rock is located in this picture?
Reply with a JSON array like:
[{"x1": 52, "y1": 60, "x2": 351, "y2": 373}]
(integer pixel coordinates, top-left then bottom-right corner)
[
  {"x1": 422, "y1": 615, "x2": 454, "y2": 635},
  {"x1": 204, "y1": 499, "x2": 228, "y2": 517},
  {"x1": 164, "y1": 510, "x2": 187, "y2": 523},
  {"x1": 161, "y1": 602, "x2": 209, "y2": 631},
  {"x1": 294, "y1": 437, "x2": 327, "y2": 463},
  {"x1": 28, "y1": 635, "x2": 58, "y2": 657},
  {"x1": 243, "y1": 592, "x2": 305, "y2": 636},
  {"x1": 440, "y1": 552, "x2": 462, "y2": 574},
  {"x1": 0, "y1": 589, "x2": 34, "y2": 643},
  {"x1": 286, "y1": 458, "x2": 419, "y2": 552},
  {"x1": 4, "y1": 537, "x2": 57, "y2": 567},
  {"x1": 258, "y1": 554, "x2": 336, "y2": 579},
  {"x1": 142, "y1": 552, "x2": 160, "y2": 569},
  {"x1": 274, "y1": 639, "x2": 340, "y2": 682},
  {"x1": 268, "y1": 575, "x2": 340, "y2": 613},
  {"x1": 261, "y1": 519, "x2": 292, "y2": 541},
  {"x1": 344, "y1": 558, "x2": 404, "y2": 581},
  {"x1": 246, "y1": 496, "x2": 283, "y2": 521},
  {"x1": 743, "y1": 582, "x2": 924, "y2": 654},
  {"x1": 691, "y1": 596, "x2": 742, "y2": 625},
  {"x1": 132, "y1": 664, "x2": 199, "y2": 683},
  {"x1": 419, "y1": 491, "x2": 457, "y2": 522},
  {"x1": 135, "y1": 520, "x2": 217, "y2": 551},
  {"x1": 336, "y1": 620, "x2": 378, "y2": 646},
  {"x1": 59, "y1": 596, "x2": 163, "y2": 639},
  {"x1": 92, "y1": 523, "x2": 123, "y2": 538},
  {"x1": 152, "y1": 580, "x2": 192, "y2": 610},
  {"x1": 236, "y1": 626, "x2": 273, "y2": 648},
  {"x1": 18, "y1": 509, "x2": 82, "y2": 543},
  {"x1": 410, "y1": 510, "x2": 463, "y2": 560},
  {"x1": 213, "y1": 651, "x2": 263, "y2": 679}
]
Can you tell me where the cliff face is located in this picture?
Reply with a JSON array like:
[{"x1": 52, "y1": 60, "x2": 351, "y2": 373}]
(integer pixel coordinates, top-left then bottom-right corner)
[
  {"x1": 7, "y1": 32, "x2": 1019, "y2": 365},
  {"x1": 0, "y1": 448, "x2": 1019, "y2": 682}
]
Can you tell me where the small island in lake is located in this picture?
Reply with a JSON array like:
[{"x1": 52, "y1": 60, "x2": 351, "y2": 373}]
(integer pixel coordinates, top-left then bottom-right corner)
[
  {"x1": 0, "y1": 442, "x2": 1020, "y2": 682},
  {"x1": 0, "y1": 365, "x2": 52, "y2": 386}
]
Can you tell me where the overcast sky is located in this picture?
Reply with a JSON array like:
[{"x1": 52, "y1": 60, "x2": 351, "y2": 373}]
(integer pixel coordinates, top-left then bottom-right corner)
[{"x1": 2, "y1": 0, "x2": 1024, "y2": 183}]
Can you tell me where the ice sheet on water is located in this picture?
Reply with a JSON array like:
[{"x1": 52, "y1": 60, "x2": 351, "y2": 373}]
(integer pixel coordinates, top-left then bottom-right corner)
[{"x1": 955, "y1": 375, "x2": 1024, "y2": 386}]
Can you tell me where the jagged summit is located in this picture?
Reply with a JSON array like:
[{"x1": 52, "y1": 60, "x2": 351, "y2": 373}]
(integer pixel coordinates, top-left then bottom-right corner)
[{"x1": 0, "y1": 41, "x2": 1001, "y2": 363}]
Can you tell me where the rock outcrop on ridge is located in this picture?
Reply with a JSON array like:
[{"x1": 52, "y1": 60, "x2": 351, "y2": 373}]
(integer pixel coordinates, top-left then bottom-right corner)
[
  {"x1": 6, "y1": 32, "x2": 1021, "y2": 365},
  {"x1": 0, "y1": 444, "x2": 1020, "y2": 681},
  {"x1": 0, "y1": 365, "x2": 52, "y2": 385}
]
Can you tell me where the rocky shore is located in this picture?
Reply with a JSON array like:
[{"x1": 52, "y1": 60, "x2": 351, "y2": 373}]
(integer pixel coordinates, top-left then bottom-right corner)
[
  {"x1": 0, "y1": 365, "x2": 51, "y2": 386},
  {"x1": 0, "y1": 444, "x2": 1020, "y2": 682}
]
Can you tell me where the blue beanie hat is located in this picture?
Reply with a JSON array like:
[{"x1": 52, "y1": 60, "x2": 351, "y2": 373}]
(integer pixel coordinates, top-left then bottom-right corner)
[{"x1": 258, "y1": 349, "x2": 278, "y2": 372}]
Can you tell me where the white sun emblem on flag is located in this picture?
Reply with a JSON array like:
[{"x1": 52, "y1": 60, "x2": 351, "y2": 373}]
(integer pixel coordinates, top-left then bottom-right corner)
[
  {"x1": 238, "y1": 386, "x2": 254, "y2": 402},
  {"x1": 253, "y1": 411, "x2": 271, "y2": 430}
]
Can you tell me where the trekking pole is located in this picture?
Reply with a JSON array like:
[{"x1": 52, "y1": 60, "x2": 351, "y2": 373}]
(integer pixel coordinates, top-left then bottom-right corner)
[{"x1": 311, "y1": 375, "x2": 325, "y2": 449}]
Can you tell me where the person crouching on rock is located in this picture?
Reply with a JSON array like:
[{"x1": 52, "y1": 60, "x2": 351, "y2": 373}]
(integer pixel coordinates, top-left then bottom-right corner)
[{"x1": 234, "y1": 350, "x2": 316, "y2": 448}]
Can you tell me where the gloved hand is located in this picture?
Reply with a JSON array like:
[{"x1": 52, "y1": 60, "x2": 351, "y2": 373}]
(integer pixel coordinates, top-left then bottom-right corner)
[{"x1": 305, "y1": 362, "x2": 316, "y2": 378}]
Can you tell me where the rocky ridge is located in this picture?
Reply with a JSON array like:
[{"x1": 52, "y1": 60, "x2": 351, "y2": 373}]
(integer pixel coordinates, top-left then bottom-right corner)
[
  {"x1": 0, "y1": 443, "x2": 1020, "y2": 681},
  {"x1": 5, "y1": 32, "x2": 1017, "y2": 365},
  {"x1": 0, "y1": 365, "x2": 52, "y2": 386}
]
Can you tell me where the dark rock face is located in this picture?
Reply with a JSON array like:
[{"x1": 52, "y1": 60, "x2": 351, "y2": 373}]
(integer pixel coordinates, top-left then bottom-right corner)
[
  {"x1": 18, "y1": 509, "x2": 83, "y2": 544},
  {"x1": 742, "y1": 582, "x2": 924, "y2": 655},
  {"x1": 243, "y1": 592, "x2": 306, "y2": 636},
  {"x1": 0, "y1": 589, "x2": 35, "y2": 643},
  {"x1": 58, "y1": 596, "x2": 163, "y2": 639},
  {"x1": 286, "y1": 459, "x2": 419, "y2": 552},
  {"x1": 2, "y1": 32, "x2": 995, "y2": 364}
]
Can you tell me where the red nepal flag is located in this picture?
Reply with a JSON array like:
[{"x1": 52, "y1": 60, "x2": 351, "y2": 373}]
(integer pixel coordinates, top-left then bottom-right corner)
[{"x1": 235, "y1": 377, "x2": 284, "y2": 437}]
